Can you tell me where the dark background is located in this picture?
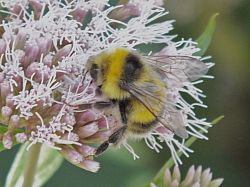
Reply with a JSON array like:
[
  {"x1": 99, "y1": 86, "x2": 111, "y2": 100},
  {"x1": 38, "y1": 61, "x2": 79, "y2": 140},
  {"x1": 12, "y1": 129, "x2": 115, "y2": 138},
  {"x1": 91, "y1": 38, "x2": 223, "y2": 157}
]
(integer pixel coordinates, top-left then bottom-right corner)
[{"x1": 1, "y1": 0, "x2": 250, "y2": 186}]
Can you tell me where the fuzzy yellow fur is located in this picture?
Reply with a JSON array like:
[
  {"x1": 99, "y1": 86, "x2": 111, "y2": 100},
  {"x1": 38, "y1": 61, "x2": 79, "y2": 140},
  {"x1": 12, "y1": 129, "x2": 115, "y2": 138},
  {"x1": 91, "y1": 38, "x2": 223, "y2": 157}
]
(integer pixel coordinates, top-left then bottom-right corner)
[{"x1": 93, "y1": 48, "x2": 166, "y2": 129}]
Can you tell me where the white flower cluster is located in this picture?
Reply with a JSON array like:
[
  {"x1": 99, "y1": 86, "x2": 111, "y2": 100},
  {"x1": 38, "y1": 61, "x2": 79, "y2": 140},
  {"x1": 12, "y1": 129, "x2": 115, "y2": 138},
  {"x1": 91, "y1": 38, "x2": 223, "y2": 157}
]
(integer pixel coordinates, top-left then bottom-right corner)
[{"x1": 0, "y1": 0, "x2": 213, "y2": 165}]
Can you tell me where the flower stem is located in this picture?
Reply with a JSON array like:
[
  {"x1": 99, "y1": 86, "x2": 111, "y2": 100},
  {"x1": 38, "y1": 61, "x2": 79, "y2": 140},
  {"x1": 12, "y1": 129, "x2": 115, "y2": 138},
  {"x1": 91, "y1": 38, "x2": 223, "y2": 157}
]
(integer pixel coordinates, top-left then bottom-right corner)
[{"x1": 22, "y1": 143, "x2": 42, "y2": 187}]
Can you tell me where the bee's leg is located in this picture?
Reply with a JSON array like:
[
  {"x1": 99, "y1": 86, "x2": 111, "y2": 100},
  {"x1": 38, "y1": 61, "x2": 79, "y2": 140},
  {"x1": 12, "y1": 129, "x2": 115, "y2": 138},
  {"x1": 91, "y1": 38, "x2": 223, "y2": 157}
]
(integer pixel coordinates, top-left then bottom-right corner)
[
  {"x1": 119, "y1": 100, "x2": 128, "y2": 124},
  {"x1": 94, "y1": 141, "x2": 109, "y2": 156},
  {"x1": 95, "y1": 126, "x2": 127, "y2": 156},
  {"x1": 93, "y1": 100, "x2": 116, "y2": 109}
]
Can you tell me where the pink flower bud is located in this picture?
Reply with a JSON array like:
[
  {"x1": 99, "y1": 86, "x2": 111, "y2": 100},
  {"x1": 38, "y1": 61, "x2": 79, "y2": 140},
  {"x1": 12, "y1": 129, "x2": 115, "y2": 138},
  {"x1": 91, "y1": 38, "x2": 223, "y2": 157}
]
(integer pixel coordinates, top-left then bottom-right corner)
[
  {"x1": 61, "y1": 147, "x2": 83, "y2": 164},
  {"x1": 26, "y1": 62, "x2": 39, "y2": 77},
  {"x1": 23, "y1": 43, "x2": 40, "y2": 64},
  {"x1": 0, "y1": 39, "x2": 6, "y2": 55},
  {"x1": 76, "y1": 110, "x2": 97, "y2": 126},
  {"x1": 43, "y1": 54, "x2": 53, "y2": 67},
  {"x1": 11, "y1": 4, "x2": 23, "y2": 16},
  {"x1": 1, "y1": 106, "x2": 12, "y2": 117},
  {"x1": 55, "y1": 71, "x2": 65, "y2": 80},
  {"x1": 86, "y1": 130, "x2": 112, "y2": 142},
  {"x1": 6, "y1": 94, "x2": 14, "y2": 108},
  {"x1": 78, "y1": 160, "x2": 100, "y2": 173},
  {"x1": 29, "y1": 0, "x2": 44, "y2": 19},
  {"x1": 77, "y1": 122, "x2": 99, "y2": 138},
  {"x1": 15, "y1": 132, "x2": 27, "y2": 143},
  {"x1": 110, "y1": 3, "x2": 140, "y2": 21},
  {"x1": 97, "y1": 117, "x2": 108, "y2": 129},
  {"x1": 75, "y1": 144, "x2": 96, "y2": 157},
  {"x1": 15, "y1": 31, "x2": 27, "y2": 50},
  {"x1": 72, "y1": 8, "x2": 87, "y2": 23},
  {"x1": 53, "y1": 44, "x2": 72, "y2": 63},
  {"x1": 0, "y1": 81, "x2": 11, "y2": 100},
  {"x1": 155, "y1": 126, "x2": 172, "y2": 135},
  {"x1": 0, "y1": 72, "x2": 5, "y2": 83},
  {"x1": 37, "y1": 37, "x2": 52, "y2": 56},
  {"x1": 10, "y1": 115, "x2": 20, "y2": 126},
  {"x1": 3, "y1": 133, "x2": 13, "y2": 149}
]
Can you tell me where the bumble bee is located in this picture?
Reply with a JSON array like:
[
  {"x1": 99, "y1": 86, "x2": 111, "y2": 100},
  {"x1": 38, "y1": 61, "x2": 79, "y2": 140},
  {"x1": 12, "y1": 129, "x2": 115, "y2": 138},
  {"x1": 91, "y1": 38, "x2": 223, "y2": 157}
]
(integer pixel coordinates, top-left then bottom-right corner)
[{"x1": 86, "y1": 48, "x2": 208, "y2": 156}]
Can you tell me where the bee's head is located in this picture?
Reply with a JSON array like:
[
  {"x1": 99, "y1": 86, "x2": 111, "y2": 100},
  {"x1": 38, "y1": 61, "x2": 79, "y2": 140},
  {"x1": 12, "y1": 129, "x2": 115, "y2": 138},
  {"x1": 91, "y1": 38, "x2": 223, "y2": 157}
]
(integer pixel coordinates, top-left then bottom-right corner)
[
  {"x1": 86, "y1": 48, "x2": 144, "y2": 99},
  {"x1": 86, "y1": 54, "x2": 109, "y2": 88}
]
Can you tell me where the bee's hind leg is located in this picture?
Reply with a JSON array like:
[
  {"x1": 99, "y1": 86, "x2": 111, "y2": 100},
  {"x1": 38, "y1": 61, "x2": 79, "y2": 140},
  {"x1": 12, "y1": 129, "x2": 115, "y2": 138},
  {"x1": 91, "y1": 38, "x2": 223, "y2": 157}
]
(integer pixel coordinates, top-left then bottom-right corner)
[{"x1": 95, "y1": 125, "x2": 127, "y2": 156}]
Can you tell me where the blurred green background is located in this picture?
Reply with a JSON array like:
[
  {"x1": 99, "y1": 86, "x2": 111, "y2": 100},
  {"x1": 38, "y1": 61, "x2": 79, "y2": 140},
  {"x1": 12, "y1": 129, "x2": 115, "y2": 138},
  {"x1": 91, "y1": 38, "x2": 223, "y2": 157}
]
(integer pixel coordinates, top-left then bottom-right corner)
[{"x1": 1, "y1": 0, "x2": 250, "y2": 186}]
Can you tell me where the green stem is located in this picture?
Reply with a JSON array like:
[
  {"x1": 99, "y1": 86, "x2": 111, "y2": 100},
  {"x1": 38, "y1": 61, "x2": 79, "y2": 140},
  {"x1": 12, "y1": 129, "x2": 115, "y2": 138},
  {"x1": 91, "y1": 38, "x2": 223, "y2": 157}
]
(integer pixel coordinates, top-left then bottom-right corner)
[
  {"x1": 150, "y1": 115, "x2": 224, "y2": 186},
  {"x1": 22, "y1": 143, "x2": 42, "y2": 187}
]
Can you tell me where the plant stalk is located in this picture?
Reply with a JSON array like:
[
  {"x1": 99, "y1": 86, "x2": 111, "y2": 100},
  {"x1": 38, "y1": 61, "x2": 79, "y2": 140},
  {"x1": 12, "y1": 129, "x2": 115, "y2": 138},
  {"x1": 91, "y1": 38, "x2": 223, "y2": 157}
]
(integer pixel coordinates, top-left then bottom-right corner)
[{"x1": 22, "y1": 143, "x2": 42, "y2": 187}]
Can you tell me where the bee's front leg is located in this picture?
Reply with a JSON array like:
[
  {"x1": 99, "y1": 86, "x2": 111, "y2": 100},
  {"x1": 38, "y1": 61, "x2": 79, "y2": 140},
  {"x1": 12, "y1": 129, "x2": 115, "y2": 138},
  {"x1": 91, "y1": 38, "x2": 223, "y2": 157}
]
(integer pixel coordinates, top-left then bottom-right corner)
[
  {"x1": 93, "y1": 99, "x2": 116, "y2": 109},
  {"x1": 119, "y1": 100, "x2": 128, "y2": 124},
  {"x1": 95, "y1": 125, "x2": 127, "y2": 156}
]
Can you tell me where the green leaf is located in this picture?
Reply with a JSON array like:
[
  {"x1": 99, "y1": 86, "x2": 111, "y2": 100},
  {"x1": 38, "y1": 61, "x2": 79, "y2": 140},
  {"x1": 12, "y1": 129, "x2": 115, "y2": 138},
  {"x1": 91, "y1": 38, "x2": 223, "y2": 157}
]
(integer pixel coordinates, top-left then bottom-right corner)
[
  {"x1": 0, "y1": 124, "x2": 9, "y2": 134},
  {"x1": 148, "y1": 115, "x2": 224, "y2": 187},
  {"x1": 5, "y1": 144, "x2": 64, "y2": 187},
  {"x1": 0, "y1": 5, "x2": 9, "y2": 18},
  {"x1": 195, "y1": 13, "x2": 219, "y2": 56},
  {"x1": 33, "y1": 145, "x2": 64, "y2": 187},
  {"x1": 5, "y1": 143, "x2": 28, "y2": 187}
]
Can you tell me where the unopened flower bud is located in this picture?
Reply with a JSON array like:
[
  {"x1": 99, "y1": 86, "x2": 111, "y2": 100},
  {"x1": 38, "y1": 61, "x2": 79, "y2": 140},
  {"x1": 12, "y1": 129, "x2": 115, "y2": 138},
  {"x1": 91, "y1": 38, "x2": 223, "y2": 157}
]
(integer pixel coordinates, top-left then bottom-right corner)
[
  {"x1": 22, "y1": 44, "x2": 40, "y2": 66},
  {"x1": 15, "y1": 31, "x2": 27, "y2": 50},
  {"x1": 36, "y1": 37, "x2": 52, "y2": 56},
  {"x1": 9, "y1": 115, "x2": 20, "y2": 127},
  {"x1": 0, "y1": 39, "x2": 6, "y2": 55},
  {"x1": 3, "y1": 133, "x2": 13, "y2": 149},
  {"x1": 72, "y1": 8, "x2": 87, "y2": 23},
  {"x1": 75, "y1": 144, "x2": 96, "y2": 157},
  {"x1": 15, "y1": 132, "x2": 27, "y2": 143},
  {"x1": 1, "y1": 106, "x2": 12, "y2": 118},
  {"x1": 43, "y1": 54, "x2": 53, "y2": 67},
  {"x1": 53, "y1": 44, "x2": 72, "y2": 64},
  {"x1": 11, "y1": 4, "x2": 22, "y2": 15},
  {"x1": 76, "y1": 110, "x2": 97, "y2": 126},
  {"x1": 6, "y1": 94, "x2": 14, "y2": 108},
  {"x1": 61, "y1": 147, "x2": 83, "y2": 164},
  {"x1": 86, "y1": 130, "x2": 112, "y2": 142},
  {"x1": 0, "y1": 72, "x2": 5, "y2": 83},
  {"x1": 0, "y1": 81, "x2": 11, "y2": 100},
  {"x1": 110, "y1": 3, "x2": 140, "y2": 21},
  {"x1": 77, "y1": 122, "x2": 99, "y2": 139},
  {"x1": 26, "y1": 62, "x2": 39, "y2": 77},
  {"x1": 78, "y1": 160, "x2": 100, "y2": 173},
  {"x1": 29, "y1": 0, "x2": 44, "y2": 19}
]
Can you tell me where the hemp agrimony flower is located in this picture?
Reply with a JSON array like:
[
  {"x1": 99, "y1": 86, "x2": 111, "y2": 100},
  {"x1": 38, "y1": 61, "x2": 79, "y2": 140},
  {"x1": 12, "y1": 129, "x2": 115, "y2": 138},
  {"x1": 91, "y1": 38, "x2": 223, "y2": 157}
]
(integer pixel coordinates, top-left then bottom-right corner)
[
  {"x1": 0, "y1": 0, "x2": 213, "y2": 171},
  {"x1": 150, "y1": 165, "x2": 223, "y2": 187}
]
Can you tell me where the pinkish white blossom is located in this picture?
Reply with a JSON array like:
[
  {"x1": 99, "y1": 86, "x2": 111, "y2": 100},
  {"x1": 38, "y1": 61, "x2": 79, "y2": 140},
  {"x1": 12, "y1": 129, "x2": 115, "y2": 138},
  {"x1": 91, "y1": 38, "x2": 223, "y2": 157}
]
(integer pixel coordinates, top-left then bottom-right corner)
[{"x1": 0, "y1": 0, "x2": 213, "y2": 170}]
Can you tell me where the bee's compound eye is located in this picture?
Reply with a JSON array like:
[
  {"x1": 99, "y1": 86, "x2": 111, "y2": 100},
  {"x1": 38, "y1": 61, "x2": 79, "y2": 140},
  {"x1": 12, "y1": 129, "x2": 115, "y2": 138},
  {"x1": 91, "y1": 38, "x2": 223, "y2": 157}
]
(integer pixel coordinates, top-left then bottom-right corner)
[
  {"x1": 123, "y1": 54, "x2": 142, "y2": 82},
  {"x1": 90, "y1": 63, "x2": 98, "y2": 80}
]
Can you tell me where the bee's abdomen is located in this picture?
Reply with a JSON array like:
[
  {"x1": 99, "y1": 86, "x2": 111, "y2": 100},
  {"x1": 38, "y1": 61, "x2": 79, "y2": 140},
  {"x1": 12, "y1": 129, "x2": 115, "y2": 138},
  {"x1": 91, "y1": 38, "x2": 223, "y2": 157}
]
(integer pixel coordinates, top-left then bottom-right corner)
[{"x1": 127, "y1": 121, "x2": 157, "y2": 134}]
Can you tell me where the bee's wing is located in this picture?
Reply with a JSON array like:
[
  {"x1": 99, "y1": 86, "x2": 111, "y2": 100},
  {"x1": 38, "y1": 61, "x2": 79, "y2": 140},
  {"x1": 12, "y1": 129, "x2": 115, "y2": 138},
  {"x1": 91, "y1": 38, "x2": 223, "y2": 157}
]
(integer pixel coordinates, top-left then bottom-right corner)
[
  {"x1": 121, "y1": 82, "x2": 188, "y2": 139},
  {"x1": 144, "y1": 55, "x2": 209, "y2": 82}
]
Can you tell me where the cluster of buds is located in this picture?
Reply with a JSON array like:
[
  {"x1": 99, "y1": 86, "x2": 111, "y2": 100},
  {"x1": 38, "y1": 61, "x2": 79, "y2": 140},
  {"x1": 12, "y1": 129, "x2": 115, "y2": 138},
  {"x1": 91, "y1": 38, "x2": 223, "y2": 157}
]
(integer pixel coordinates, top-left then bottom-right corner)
[
  {"x1": 0, "y1": 0, "x2": 213, "y2": 171},
  {"x1": 150, "y1": 166, "x2": 223, "y2": 187}
]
